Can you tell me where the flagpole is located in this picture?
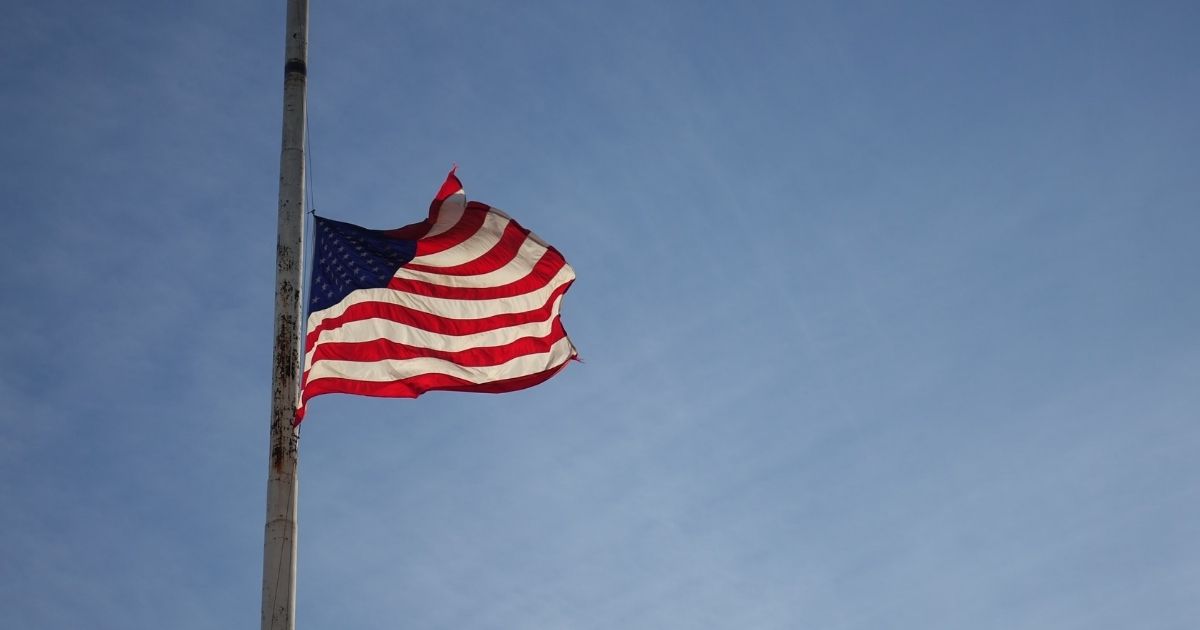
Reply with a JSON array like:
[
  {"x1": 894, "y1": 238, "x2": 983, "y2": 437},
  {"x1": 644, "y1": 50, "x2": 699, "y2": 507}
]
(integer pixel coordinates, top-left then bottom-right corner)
[{"x1": 263, "y1": 0, "x2": 308, "y2": 628}]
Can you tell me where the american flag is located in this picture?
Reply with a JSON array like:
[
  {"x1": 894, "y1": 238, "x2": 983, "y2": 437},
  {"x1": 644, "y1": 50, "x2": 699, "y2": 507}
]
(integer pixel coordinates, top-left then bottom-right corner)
[{"x1": 297, "y1": 169, "x2": 577, "y2": 422}]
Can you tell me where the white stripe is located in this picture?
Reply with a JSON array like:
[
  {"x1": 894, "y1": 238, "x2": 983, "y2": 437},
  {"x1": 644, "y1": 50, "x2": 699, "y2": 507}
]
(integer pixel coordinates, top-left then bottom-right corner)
[
  {"x1": 303, "y1": 294, "x2": 567, "y2": 371},
  {"x1": 484, "y1": 207, "x2": 552, "y2": 249},
  {"x1": 304, "y1": 263, "x2": 575, "y2": 330},
  {"x1": 305, "y1": 336, "x2": 576, "y2": 384},
  {"x1": 394, "y1": 235, "x2": 552, "y2": 288},
  {"x1": 425, "y1": 190, "x2": 466, "y2": 237},
  {"x1": 410, "y1": 210, "x2": 510, "y2": 267}
]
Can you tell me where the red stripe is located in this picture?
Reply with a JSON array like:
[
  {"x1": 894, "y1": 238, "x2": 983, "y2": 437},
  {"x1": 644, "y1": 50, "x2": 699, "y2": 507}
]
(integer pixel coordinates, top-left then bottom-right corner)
[
  {"x1": 308, "y1": 317, "x2": 568, "y2": 368},
  {"x1": 403, "y1": 219, "x2": 534, "y2": 276},
  {"x1": 423, "y1": 167, "x2": 464, "y2": 224},
  {"x1": 305, "y1": 280, "x2": 574, "y2": 352},
  {"x1": 387, "y1": 251, "x2": 565, "y2": 300},
  {"x1": 382, "y1": 220, "x2": 432, "y2": 241},
  {"x1": 296, "y1": 361, "x2": 573, "y2": 423},
  {"x1": 434, "y1": 167, "x2": 462, "y2": 202},
  {"x1": 414, "y1": 205, "x2": 488, "y2": 257}
]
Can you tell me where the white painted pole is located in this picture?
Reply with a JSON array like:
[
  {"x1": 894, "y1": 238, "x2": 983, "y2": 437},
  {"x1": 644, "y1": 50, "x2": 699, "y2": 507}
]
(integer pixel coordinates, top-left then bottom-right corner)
[{"x1": 262, "y1": 0, "x2": 308, "y2": 629}]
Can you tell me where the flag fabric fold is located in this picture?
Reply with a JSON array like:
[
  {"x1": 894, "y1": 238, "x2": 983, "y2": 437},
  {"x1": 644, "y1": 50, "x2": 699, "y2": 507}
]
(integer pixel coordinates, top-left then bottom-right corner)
[{"x1": 296, "y1": 168, "x2": 577, "y2": 423}]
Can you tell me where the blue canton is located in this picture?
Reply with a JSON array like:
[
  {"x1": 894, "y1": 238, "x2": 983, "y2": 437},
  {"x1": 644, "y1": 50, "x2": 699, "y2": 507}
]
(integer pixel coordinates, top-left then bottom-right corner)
[{"x1": 309, "y1": 216, "x2": 418, "y2": 313}]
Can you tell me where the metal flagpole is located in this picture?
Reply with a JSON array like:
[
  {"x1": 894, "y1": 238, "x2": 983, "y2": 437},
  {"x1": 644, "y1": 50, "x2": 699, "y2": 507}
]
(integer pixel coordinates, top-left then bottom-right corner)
[{"x1": 263, "y1": 0, "x2": 308, "y2": 628}]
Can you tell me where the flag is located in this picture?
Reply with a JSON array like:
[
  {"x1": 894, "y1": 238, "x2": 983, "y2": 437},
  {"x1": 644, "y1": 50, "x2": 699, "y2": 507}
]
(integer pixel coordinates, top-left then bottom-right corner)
[{"x1": 297, "y1": 168, "x2": 577, "y2": 422}]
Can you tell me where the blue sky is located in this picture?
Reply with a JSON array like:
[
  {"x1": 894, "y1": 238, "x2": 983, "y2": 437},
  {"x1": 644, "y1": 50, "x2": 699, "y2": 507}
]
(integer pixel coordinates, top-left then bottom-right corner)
[{"x1": 2, "y1": 1, "x2": 1199, "y2": 628}]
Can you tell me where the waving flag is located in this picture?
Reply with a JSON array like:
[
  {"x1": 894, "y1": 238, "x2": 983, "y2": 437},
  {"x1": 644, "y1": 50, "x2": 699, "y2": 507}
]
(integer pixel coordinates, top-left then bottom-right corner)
[{"x1": 297, "y1": 169, "x2": 577, "y2": 422}]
